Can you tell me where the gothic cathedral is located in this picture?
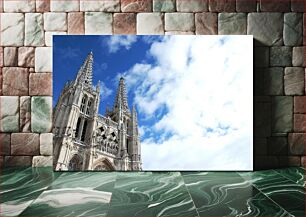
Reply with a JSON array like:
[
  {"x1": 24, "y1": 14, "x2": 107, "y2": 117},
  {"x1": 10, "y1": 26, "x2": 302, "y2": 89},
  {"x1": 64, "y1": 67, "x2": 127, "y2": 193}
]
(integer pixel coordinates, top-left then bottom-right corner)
[{"x1": 53, "y1": 52, "x2": 142, "y2": 171}]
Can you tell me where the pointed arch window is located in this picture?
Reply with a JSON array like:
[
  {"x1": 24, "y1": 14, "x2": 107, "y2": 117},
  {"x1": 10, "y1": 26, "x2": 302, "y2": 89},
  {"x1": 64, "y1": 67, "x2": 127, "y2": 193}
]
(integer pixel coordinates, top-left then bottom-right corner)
[
  {"x1": 127, "y1": 120, "x2": 130, "y2": 130},
  {"x1": 86, "y1": 99, "x2": 92, "y2": 115},
  {"x1": 75, "y1": 117, "x2": 81, "y2": 139},
  {"x1": 81, "y1": 120, "x2": 87, "y2": 142},
  {"x1": 80, "y1": 95, "x2": 87, "y2": 113}
]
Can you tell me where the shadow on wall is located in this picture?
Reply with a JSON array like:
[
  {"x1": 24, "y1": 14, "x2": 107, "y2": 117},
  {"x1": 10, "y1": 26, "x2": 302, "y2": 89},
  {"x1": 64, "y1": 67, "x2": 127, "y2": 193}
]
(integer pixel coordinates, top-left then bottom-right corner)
[{"x1": 253, "y1": 39, "x2": 302, "y2": 170}]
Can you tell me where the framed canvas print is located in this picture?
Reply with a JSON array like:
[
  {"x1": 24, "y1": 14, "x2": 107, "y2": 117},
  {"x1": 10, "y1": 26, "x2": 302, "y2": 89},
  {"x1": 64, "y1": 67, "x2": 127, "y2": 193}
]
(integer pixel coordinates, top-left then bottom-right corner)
[{"x1": 53, "y1": 35, "x2": 253, "y2": 171}]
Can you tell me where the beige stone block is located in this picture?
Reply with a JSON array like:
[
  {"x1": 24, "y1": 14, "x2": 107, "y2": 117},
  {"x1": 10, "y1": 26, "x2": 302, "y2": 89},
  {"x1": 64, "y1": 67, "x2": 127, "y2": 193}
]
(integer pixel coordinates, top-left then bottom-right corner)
[
  {"x1": 165, "y1": 13, "x2": 195, "y2": 31},
  {"x1": 165, "y1": 31, "x2": 195, "y2": 35},
  {"x1": 29, "y1": 73, "x2": 52, "y2": 96},
  {"x1": 177, "y1": 0, "x2": 207, "y2": 12},
  {"x1": 11, "y1": 133, "x2": 39, "y2": 155},
  {"x1": 35, "y1": 47, "x2": 52, "y2": 72},
  {"x1": 0, "y1": 47, "x2": 3, "y2": 67},
  {"x1": 0, "y1": 133, "x2": 10, "y2": 155},
  {"x1": 0, "y1": 13, "x2": 24, "y2": 46},
  {"x1": 3, "y1": 0, "x2": 35, "y2": 12},
  {"x1": 18, "y1": 47, "x2": 35, "y2": 67},
  {"x1": 4, "y1": 47, "x2": 18, "y2": 66},
  {"x1": 85, "y1": 12, "x2": 113, "y2": 34},
  {"x1": 113, "y1": 13, "x2": 136, "y2": 34},
  {"x1": 80, "y1": 0, "x2": 120, "y2": 12},
  {"x1": 5, "y1": 156, "x2": 32, "y2": 167},
  {"x1": 195, "y1": 12, "x2": 217, "y2": 35},
  {"x1": 20, "y1": 96, "x2": 31, "y2": 132},
  {"x1": 121, "y1": 0, "x2": 152, "y2": 12},
  {"x1": 36, "y1": 0, "x2": 50, "y2": 12},
  {"x1": 0, "y1": 96, "x2": 19, "y2": 132},
  {"x1": 68, "y1": 12, "x2": 85, "y2": 34},
  {"x1": 44, "y1": 12, "x2": 67, "y2": 31},
  {"x1": 25, "y1": 13, "x2": 44, "y2": 46},
  {"x1": 2, "y1": 67, "x2": 29, "y2": 96},
  {"x1": 137, "y1": 13, "x2": 164, "y2": 35},
  {"x1": 40, "y1": 133, "x2": 53, "y2": 155},
  {"x1": 51, "y1": 0, "x2": 79, "y2": 12}
]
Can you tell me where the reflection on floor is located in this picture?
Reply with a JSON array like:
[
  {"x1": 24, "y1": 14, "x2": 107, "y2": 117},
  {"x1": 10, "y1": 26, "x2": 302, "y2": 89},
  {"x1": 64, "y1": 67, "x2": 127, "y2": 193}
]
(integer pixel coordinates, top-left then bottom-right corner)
[{"x1": 0, "y1": 167, "x2": 305, "y2": 216}]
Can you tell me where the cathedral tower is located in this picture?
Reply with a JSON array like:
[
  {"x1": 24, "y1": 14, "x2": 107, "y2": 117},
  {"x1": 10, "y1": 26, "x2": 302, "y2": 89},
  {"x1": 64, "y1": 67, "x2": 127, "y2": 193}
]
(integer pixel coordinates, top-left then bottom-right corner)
[
  {"x1": 53, "y1": 52, "x2": 100, "y2": 170},
  {"x1": 53, "y1": 52, "x2": 142, "y2": 171}
]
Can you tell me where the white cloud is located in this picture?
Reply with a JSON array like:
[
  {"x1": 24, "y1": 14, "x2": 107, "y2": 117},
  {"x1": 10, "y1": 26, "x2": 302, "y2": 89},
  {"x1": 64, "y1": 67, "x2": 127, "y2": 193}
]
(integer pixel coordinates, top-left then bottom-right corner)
[
  {"x1": 100, "y1": 81, "x2": 113, "y2": 100},
  {"x1": 122, "y1": 36, "x2": 253, "y2": 170},
  {"x1": 106, "y1": 35, "x2": 137, "y2": 53}
]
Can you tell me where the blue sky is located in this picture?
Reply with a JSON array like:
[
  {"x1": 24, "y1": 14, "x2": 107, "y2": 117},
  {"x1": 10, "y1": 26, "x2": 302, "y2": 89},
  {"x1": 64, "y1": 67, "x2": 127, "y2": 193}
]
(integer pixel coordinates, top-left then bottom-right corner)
[
  {"x1": 53, "y1": 35, "x2": 153, "y2": 114},
  {"x1": 53, "y1": 35, "x2": 253, "y2": 170}
]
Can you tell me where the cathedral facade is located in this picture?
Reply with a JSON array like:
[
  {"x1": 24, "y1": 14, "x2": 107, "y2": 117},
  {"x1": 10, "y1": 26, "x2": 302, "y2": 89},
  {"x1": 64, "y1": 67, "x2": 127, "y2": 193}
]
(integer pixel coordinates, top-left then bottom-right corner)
[{"x1": 53, "y1": 52, "x2": 142, "y2": 171}]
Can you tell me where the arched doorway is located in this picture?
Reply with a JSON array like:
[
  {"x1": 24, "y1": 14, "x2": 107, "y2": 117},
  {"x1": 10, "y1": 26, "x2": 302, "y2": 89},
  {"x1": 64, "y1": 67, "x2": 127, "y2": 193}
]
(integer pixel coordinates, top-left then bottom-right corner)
[
  {"x1": 93, "y1": 159, "x2": 115, "y2": 171},
  {"x1": 68, "y1": 154, "x2": 83, "y2": 171}
]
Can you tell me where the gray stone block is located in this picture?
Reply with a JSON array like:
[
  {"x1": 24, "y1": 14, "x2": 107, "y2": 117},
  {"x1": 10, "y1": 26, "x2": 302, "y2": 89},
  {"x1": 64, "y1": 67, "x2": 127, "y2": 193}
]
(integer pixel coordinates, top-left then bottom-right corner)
[
  {"x1": 291, "y1": 0, "x2": 305, "y2": 12},
  {"x1": 40, "y1": 133, "x2": 53, "y2": 155},
  {"x1": 284, "y1": 67, "x2": 305, "y2": 95},
  {"x1": 0, "y1": 133, "x2": 10, "y2": 155},
  {"x1": 270, "y1": 46, "x2": 292, "y2": 67},
  {"x1": 254, "y1": 156, "x2": 279, "y2": 170},
  {"x1": 218, "y1": 13, "x2": 246, "y2": 35},
  {"x1": 0, "y1": 96, "x2": 19, "y2": 132},
  {"x1": 284, "y1": 13, "x2": 303, "y2": 46},
  {"x1": 165, "y1": 13, "x2": 195, "y2": 31},
  {"x1": 292, "y1": 46, "x2": 305, "y2": 66},
  {"x1": 288, "y1": 133, "x2": 305, "y2": 155},
  {"x1": 272, "y1": 96, "x2": 293, "y2": 133},
  {"x1": 153, "y1": 0, "x2": 175, "y2": 12},
  {"x1": 268, "y1": 137, "x2": 288, "y2": 155},
  {"x1": 31, "y1": 96, "x2": 52, "y2": 133},
  {"x1": 255, "y1": 102, "x2": 271, "y2": 137},
  {"x1": 236, "y1": 0, "x2": 256, "y2": 12},
  {"x1": 255, "y1": 47, "x2": 269, "y2": 67},
  {"x1": 32, "y1": 156, "x2": 53, "y2": 167},
  {"x1": 208, "y1": 0, "x2": 235, "y2": 12},
  {"x1": 4, "y1": 156, "x2": 32, "y2": 167},
  {"x1": 260, "y1": 0, "x2": 290, "y2": 12},
  {"x1": 195, "y1": 12, "x2": 217, "y2": 35},
  {"x1": 11, "y1": 133, "x2": 40, "y2": 155},
  {"x1": 254, "y1": 138, "x2": 267, "y2": 155},
  {"x1": 247, "y1": 13, "x2": 283, "y2": 46},
  {"x1": 279, "y1": 156, "x2": 301, "y2": 167},
  {"x1": 264, "y1": 67, "x2": 284, "y2": 95},
  {"x1": 254, "y1": 68, "x2": 264, "y2": 95},
  {"x1": 177, "y1": 0, "x2": 207, "y2": 12}
]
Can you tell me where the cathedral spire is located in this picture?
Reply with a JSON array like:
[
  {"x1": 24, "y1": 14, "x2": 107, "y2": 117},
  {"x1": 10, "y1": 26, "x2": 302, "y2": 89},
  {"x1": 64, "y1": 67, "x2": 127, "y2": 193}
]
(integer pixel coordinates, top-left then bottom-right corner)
[
  {"x1": 113, "y1": 77, "x2": 130, "y2": 112},
  {"x1": 132, "y1": 105, "x2": 138, "y2": 134},
  {"x1": 74, "y1": 51, "x2": 93, "y2": 87},
  {"x1": 132, "y1": 105, "x2": 138, "y2": 127}
]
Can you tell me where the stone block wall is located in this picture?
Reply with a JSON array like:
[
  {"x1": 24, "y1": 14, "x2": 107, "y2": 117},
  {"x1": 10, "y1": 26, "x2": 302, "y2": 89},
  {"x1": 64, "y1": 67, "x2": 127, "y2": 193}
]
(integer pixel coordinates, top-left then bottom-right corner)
[{"x1": 0, "y1": 0, "x2": 305, "y2": 169}]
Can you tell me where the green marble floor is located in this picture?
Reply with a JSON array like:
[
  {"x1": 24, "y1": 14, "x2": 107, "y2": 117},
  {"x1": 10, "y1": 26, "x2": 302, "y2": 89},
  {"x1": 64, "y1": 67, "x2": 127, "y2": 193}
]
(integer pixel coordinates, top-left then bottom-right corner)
[{"x1": 0, "y1": 167, "x2": 305, "y2": 216}]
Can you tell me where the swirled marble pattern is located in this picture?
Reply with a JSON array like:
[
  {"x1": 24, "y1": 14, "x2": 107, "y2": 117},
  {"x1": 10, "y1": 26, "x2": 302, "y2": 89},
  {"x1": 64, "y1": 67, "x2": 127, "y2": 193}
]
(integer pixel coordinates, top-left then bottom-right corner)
[
  {"x1": 107, "y1": 172, "x2": 198, "y2": 216},
  {"x1": 275, "y1": 167, "x2": 305, "y2": 187},
  {"x1": 182, "y1": 172, "x2": 291, "y2": 217},
  {"x1": 239, "y1": 169, "x2": 305, "y2": 217},
  {"x1": 0, "y1": 167, "x2": 305, "y2": 216},
  {"x1": 0, "y1": 167, "x2": 59, "y2": 216},
  {"x1": 19, "y1": 171, "x2": 117, "y2": 216}
]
